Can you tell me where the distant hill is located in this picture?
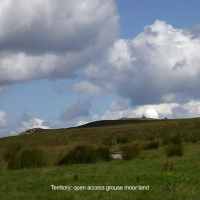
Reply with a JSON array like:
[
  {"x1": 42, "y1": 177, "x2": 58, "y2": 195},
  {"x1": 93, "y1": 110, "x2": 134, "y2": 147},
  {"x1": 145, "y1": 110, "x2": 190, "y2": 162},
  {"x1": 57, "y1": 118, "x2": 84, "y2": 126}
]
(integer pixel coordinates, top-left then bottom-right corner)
[{"x1": 72, "y1": 118, "x2": 167, "y2": 129}]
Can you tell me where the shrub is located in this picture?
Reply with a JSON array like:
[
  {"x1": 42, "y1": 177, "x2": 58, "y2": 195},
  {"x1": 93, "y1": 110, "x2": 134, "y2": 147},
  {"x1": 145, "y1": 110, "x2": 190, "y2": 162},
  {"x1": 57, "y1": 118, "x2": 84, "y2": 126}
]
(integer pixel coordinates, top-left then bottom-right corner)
[
  {"x1": 122, "y1": 142, "x2": 142, "y2": 160},
  {"x1": 166, "y1": 144, "x2": 183, "y2": 157}
]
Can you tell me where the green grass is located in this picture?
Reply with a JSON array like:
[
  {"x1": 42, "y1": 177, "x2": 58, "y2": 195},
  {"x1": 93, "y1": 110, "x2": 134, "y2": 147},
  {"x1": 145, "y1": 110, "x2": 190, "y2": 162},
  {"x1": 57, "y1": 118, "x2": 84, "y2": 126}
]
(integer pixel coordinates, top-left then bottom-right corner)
[
  {"x1": 1, "y1": 118, "x2": 200, "y2": 199},
  {"x1": 1, "y1": 144, "x2": 200, "y2": 199}
]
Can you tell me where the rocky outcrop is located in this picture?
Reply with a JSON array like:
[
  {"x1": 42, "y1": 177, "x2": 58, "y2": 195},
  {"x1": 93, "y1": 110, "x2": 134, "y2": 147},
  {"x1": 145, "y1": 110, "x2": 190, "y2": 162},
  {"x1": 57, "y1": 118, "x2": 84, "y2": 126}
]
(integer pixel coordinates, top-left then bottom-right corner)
[{"x1": 19, "y1": 128, "x2": 43, "y2": 135}]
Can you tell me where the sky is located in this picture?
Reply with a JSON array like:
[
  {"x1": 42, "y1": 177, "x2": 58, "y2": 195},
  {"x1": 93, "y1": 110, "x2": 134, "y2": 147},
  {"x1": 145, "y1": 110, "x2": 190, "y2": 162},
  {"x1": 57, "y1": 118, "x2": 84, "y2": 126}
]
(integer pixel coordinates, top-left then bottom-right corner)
[{"x1": 1, "y1": 0, "x2": 200, "y2": 137}]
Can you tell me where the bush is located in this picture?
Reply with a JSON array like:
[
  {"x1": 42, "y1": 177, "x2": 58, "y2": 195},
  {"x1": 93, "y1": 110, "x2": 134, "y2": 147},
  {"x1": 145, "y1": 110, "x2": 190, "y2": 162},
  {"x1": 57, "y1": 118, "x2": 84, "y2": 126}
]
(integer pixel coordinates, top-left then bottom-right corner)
[
  {"x1": 166, "y1": 144, "x2": 183, "y2": 157},
  {"x1": 122, "y1": 142, "x2": 142, "y2": 160}
]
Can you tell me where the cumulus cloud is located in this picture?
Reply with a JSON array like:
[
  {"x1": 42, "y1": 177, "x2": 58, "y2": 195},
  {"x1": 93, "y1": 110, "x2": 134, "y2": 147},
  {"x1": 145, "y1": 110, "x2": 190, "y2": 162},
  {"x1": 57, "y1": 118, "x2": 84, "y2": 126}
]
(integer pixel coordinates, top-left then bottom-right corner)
[
  {"x1": 0, "y1": 110, "x2": 51, "y2": 137},
  {"x1": 0, "y1": 110, "x2": 9, "y2": 128},
  {"x1": 59, "y1": 99, "x2": 91, "y2": 121},
  {"x1": 70, "y1": 81, "x2": 105, "y2": 98},
  {"x1": 108, "y1": 99, "x2": 128, "y2": 111},
  {"x1": 85, "y1": 100, "x2": 200, "y2": 123},
  {"x1": 83, "y1": 20, "x2": 200, "y2": 105},
  {"x1": 0, "y1": 0, "x2": 119, "y2": 87},
  {"x1": 76, "y1": 120, "x2": 89, "y2": 126},
  {"x1": 15, "y1": 111, "x2": 50, "y2": 131}
]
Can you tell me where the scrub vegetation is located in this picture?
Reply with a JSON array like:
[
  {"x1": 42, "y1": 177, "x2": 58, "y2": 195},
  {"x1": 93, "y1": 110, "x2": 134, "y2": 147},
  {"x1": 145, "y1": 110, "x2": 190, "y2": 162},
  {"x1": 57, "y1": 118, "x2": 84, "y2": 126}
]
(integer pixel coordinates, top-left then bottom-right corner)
[{"x1": 0, "y1": 117, "x2": 200, "y2": 199}]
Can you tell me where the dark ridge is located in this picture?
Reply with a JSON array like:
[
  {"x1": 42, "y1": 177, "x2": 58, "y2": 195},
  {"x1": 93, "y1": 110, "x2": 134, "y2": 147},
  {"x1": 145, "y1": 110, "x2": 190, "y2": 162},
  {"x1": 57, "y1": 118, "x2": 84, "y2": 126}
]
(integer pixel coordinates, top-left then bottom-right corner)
[{"x1": 69, "y1": 118, "x2": 168, "y2": 129}]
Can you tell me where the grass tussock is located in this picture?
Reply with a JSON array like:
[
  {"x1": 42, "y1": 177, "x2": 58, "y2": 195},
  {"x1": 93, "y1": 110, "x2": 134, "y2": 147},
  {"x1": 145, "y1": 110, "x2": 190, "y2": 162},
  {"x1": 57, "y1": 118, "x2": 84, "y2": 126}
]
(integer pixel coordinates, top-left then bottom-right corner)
[
  {"x1": 121, "y1": 142, "x2": 142, "y2": 160},
  {"x1": 1, "y1": 118, "x2": 200, "y2": 199},
  {"x1": 103, "y1": 135, "x2": 130, "y2": 146},
  {"x1": 97, "y1": 146, "x2": 112, "y2": 162},
  {"x1": 163, "y1": 133, "x2": 182, "y2": 145},
  {"x1": 3, "y1": 143, "x2": 21, "y2": 162},
  {"x1": 145, "y1": 140, "x2": 159, "y2": 150},
  {"x1": 57, "y1": 145, "x2": 111, "y2": 165},
  {"x1": 164, "y1": 133, "x2": 184, "y2": 157},
  {"x1": 20, "y1": 149, "x2": 47, "y2": 169},
  {"x1": 116, "y1": 136, "x2": 130, "y2": 144},
  {"x1": 166, "y1": 144, "x2": 183, "y2": 157},
  {"x1": 103, "y1": 137, "x2": 117, "y2": 146},
  {"x1": 5, "y1": 147, "x2": 47, "y2": 170}
]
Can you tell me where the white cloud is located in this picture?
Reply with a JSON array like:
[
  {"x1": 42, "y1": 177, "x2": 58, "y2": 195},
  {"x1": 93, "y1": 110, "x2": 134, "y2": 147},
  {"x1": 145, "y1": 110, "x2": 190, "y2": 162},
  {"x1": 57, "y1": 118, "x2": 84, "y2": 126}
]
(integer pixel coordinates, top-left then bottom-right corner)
[
  {"x1": 71, "y1": 81, "x2": 105, "y2": 98},
  {"x1": 108, "y1": 99, "x2": 128, "y2": 111},
  {"x1": 0, "y1": 0, "x2": 119, "y2": 87},
  {"x1": 20, "y1": 118, "x2": 50, "y2": 130},
  {"x1": 0, "y1": 111, "x2": 51, "y2": 137},
  {"x1": 59, "y1": 99, "x2": 91, "y2": 121},
  {"x1": 14, "y1": 111, "x2": 51, "y2": 134},
  {"x1": 76, "y1": 120, "x2": 89, "y2": 126},
  {"x1": 1, "y1": 99, "x2": 200, "y2": 137},
  {"x1": 173, "y1": 100, "x2": 200, "y2": 118},
  {"x1": 89, "y1": 100, "x2": 200, "y2": 122},
  {"x1": 0, "y1": 110, "x2": 9, "y2": 128},
  {"x1": 83, "y1": 20, "x2": 200, "y2": 105}
]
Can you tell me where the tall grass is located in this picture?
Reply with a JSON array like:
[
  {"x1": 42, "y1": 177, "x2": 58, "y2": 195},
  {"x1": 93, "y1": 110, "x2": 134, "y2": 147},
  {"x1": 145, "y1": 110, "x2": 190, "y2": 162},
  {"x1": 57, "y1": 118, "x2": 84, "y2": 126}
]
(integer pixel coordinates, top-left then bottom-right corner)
[
  {"x1": 145, "y1": 140, "x2": 159, "y2": 150},
  {"x1": 20, "y1": 149, "x2": 47, "y2": 169},
  {"x1": 116, "y1": 135, "x2": 130, "y2": 144},
  {"x1": 166, "y1": 144, "x2": 183, "y2": 157},
  {"x1": 122, "y1": 142, "x2": 142, "y2": 160},
  {"x1": 57, "y1": 145, "x2": 111, "y2": 165},
  {"x1": 3, "y1": 143, "x2": 21, "y2": 162},
  {"x1": 98, "y1": 146, "x2": 112, "y2": 162},
  {"x1": 102, "y1": 136, "x2": 117, "y2": 146},
  {"x1": 5, "y1": 147, "x2": 47, "y2": 170},
  {"x1": 164, "y1": 133, "x2": 184, "y2": 157}
]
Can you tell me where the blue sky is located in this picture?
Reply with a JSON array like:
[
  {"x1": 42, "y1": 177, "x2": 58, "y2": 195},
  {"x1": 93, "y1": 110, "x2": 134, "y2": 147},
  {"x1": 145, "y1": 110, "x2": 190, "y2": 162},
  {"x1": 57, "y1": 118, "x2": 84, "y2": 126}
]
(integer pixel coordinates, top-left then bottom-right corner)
[
  {"x1": 116, "y1": 0, "x2": 200, "y2": 38},
  {"x1": 1, "y1": 0, "x2": 200, "y2": 137}
]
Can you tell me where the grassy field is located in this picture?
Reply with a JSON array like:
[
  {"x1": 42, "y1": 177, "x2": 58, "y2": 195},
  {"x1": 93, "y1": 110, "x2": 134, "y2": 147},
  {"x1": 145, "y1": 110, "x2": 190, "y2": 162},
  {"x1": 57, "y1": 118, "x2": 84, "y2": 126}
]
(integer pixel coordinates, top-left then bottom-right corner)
[{"x1": 0, "y1": 118, "x2": 200, "y2": 199}]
